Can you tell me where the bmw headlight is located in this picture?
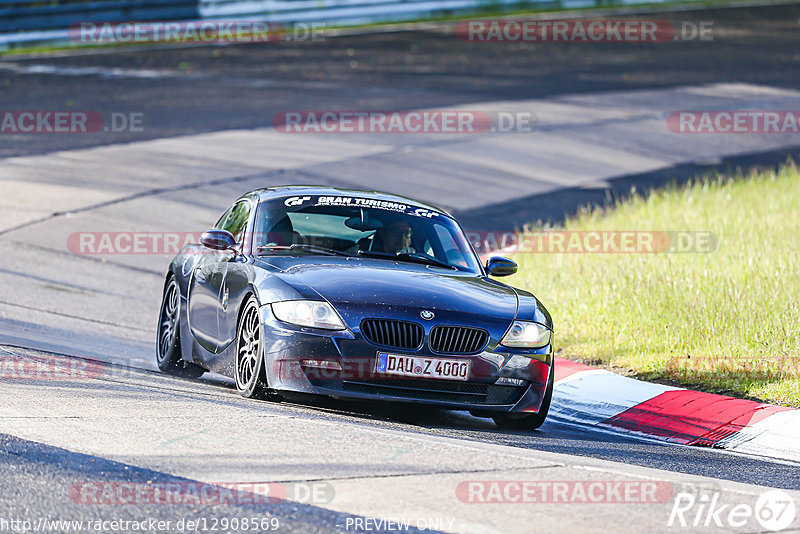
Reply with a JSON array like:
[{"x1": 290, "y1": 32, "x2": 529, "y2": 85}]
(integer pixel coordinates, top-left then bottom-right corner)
[
  {"x1": 271, "y1": 300, "x2": 345, "y2": 330},
  {"x1": 499, "y1": 321, "x2": 551, "y2": 348}
]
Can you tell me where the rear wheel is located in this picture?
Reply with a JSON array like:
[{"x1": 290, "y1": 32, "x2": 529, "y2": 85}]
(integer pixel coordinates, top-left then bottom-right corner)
[
  {"x1": 235, "y1": 296, "x2": 273, "y2": 399},
  {"x1": 156, "y1": 276, "x2": 205, "y2": 379},
  {"x1": 493, "y1": 361, "x2": 554, "y2": 431}
]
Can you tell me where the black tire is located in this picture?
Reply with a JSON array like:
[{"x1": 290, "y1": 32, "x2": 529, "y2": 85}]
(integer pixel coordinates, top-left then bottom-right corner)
[
  {"x1": 156, "y1": 276, "x2": 205, "y2": 379},
  {"x1": 493, "y1": 360, "x2": 554, "y2": 431},
  {"x1": 234, "y1": 296, "x2": 273, "y2": 399}
]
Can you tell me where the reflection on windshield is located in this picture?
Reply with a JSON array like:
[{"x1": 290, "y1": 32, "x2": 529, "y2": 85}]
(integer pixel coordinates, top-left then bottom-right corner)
[{"x1": 253, "y1": 196, "x2": 481, "y2": 273}]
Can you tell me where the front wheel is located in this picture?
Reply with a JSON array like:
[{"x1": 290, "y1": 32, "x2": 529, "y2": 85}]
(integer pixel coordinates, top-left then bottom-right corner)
[
  {"x1": 235, "y1": 296, "x2": 273, "y2": 399},
  {"x1": 156, "y1": 276, "x2": 205, "y2": 379},
  {"x1": 493, "y1": 361, "x2": 554, "y2": 431}
]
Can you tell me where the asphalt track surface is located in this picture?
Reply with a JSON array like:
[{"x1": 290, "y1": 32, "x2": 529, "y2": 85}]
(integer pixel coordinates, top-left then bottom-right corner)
[
  {"x1": 2, "y1": 3, "x2": 800, "y2": 532},
  {"x1": 3, "y1": 3, "x2": 800, "y2": 229},
  {"x1": 2, "y1": 2, "x2": 800, "y2": 154}
]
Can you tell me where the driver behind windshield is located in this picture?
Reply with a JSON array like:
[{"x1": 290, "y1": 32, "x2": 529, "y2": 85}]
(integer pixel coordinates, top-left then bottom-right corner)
[
  {"x1": 377, "y1": 219, "x2": 415, "y2": 254},
  {"x1": 254, "y1": 200, "x2": 481, "y2": 273},
  {"x1": 345, "y1": 214, "x2": 416, "y2": 255}
]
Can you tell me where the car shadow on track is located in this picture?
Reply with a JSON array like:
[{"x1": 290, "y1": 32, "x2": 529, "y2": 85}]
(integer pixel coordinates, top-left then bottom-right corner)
[{"x1": 273, "y1": 391, "x2": 524, "y2": 432}]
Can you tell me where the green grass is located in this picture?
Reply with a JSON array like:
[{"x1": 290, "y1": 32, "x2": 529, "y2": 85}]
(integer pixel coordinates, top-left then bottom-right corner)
[{"x1": 511, "y1": 162, "x2": 800, "y2": 407}]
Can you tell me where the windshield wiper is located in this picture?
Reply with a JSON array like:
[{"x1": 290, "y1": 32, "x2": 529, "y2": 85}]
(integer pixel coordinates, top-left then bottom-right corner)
[
  {"x1": 358, "y1": 250, "x2": 456, "y2": 270},
  {"x1": 257, "y1": 244, "x2": 353, "y2": 257}
]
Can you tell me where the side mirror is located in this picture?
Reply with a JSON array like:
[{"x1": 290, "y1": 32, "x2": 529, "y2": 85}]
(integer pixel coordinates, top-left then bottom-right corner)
[
  {"x1": 486, "y1": 256, "x2": 518, "y2": 277},
  {"x1": 200, "y1": 229, "x2": 236, "y2": 251}
]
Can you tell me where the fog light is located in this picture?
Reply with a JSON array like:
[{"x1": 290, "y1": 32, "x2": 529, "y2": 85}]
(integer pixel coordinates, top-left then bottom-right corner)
[{"x1": 495, "y1": 376, "x2": 528, "y2": 387}]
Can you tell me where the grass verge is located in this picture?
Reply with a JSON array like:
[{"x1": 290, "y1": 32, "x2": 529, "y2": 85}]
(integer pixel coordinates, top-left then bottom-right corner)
[{"x1": 511, "y1": 162, "x2": 800, "y2": 407}]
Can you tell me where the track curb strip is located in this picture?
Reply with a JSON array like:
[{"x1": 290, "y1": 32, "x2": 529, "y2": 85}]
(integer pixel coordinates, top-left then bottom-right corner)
[{"x1": 551, "y1": 357, "x2": 800, "y2": 462}]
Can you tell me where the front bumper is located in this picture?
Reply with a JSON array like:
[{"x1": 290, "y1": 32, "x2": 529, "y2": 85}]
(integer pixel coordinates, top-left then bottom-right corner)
[{"x1": 260, "y1": 306, "x2": 553, "y2": 414}]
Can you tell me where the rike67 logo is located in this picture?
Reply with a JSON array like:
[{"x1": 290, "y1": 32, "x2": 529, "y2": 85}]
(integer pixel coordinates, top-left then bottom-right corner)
[{"x1": 669, "y1": 488, "x2": 796, "y2": 531}]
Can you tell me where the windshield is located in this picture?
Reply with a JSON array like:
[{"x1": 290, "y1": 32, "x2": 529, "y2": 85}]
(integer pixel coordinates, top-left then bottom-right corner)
[{"x1": 253, "y1": 195, "x2": 482, "y2": 273}]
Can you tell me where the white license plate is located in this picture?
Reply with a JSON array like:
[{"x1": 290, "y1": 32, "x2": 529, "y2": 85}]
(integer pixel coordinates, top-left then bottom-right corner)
[{"x1": 375, "y1": 352, "x2": 470, "y2": 381}]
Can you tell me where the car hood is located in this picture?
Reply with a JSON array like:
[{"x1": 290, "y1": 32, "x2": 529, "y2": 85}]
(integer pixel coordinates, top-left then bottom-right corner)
[{"x1": 256, "y1": 256, "x2": 519, "y2": 334}]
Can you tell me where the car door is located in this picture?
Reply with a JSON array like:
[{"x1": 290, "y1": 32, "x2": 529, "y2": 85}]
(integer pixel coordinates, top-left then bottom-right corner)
[
  {"x1": 211, "y1": 199, "x2": 253, "y2": 354},
  {"x1": 187, "y1": 204, "x2": 234, "y2": 354},
  {"x1": 187, "y1": 252, "x2": 228, "y2": 354},
  {"x1": 187, "y1": 200, "x2": 249, "y2": 355}
]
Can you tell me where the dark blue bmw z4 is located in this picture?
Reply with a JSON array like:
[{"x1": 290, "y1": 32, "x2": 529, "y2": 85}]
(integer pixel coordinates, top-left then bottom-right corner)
[{"x1": 156, "y1": 186, "x2": 554, "y2": 429}]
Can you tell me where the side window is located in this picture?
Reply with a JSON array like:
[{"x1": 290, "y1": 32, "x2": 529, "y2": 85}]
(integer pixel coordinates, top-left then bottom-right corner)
[
  {"x1": 216, "y1": 200, "x2": 251, "y2": 243},
  {"x1": 215, "y1": 206, "x2": 233, "y2": 230}
]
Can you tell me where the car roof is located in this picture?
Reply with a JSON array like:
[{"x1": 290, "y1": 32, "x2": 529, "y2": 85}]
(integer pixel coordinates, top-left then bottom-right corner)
[{"x1": 247, "y1": 186, "x2": 453, "y2": 217}]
